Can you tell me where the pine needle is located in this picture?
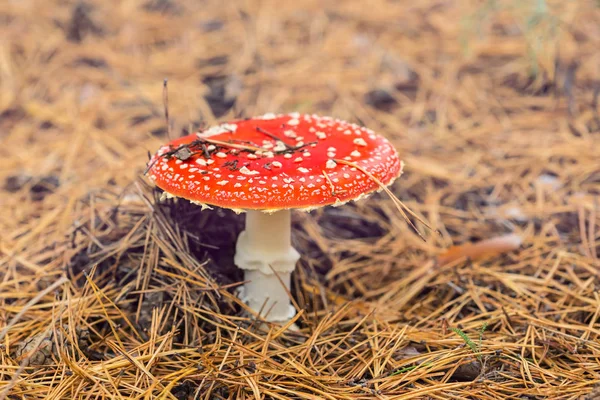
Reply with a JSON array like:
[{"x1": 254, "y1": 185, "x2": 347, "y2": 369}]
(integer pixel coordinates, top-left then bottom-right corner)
[{"x1": 334, "y1": 159, "x2": 438, "y2": 241}]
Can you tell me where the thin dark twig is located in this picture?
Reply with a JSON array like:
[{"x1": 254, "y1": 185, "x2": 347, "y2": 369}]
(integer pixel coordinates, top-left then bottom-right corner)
[
  {"x1": 255, "y1": 126, "x2": 292, "y2": 149},
  {"x1": 163, "y1": 79, "x2": 171, "y2": 140}
]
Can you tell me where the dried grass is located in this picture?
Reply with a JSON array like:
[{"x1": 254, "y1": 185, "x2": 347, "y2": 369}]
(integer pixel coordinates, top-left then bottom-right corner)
[{"x1": 1, "y1": 0, "x2": 600, "y2": 398}]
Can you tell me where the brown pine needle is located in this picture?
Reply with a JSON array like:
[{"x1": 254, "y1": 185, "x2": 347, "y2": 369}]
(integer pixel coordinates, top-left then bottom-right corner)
[
  {"x1": 199, "y1": 137, "x2": 263, "y2": 152},
  {"x1": 0, "y1": 276, "x2": 69, "y2": 342},
  {"x1": 321, "y1": 170, "x2": 346, "y2": 198},
  {"x1": 334, "y1": 159, "x2": 436, "y2": 242}
]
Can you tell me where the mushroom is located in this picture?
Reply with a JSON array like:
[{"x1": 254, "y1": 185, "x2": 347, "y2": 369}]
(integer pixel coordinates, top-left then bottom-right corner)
[{"x1": 147, "y1": 113, "x2": 403, "y2": 323}]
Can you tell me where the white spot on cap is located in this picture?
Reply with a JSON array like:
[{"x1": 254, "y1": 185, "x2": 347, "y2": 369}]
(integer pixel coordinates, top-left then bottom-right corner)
[
  {"x1": 258, "y1": 113, "x2": 276, "y2": 120},
  {"x1": 316, "y1": 131, "x2": 326, "y2": 139},
  {"x1": 216, "y1": 152, "x2": 227, "y2": 158},
  {"x1": 217, "y1": 180, "x2": 229, "y2": 186},
  {"x1": 196, "y1": 159, "x2": 207, "y2": 166},
  {"x1": 247, "y1": 154, "x2": 258, "y2": 159},
  {"x1": 298, "y1": 167, "x2": 309, "y2": 173},
  {"x1": 198, "y1": 123, "x2": 237, "y2": 137},
  {"x1": 239, "y1": 166, "x2": 260, "y2": 175},
  {"x1": 284, "y1": 130, "x2": 297, "y2": 138},
  {"x1": 326, "y1": 160, "x2": 336, "y2": 169},
  {"x1": 273, "y1": 142, "x2": 287, "y2": 152},
  {"x1": 303, "y1": 151, "x2": 311, "y2": 157},
  {"x1": 284, "y1": 154, "x2": 292, "y2": 159},
  {"x1": 350, "y1": 150, "x2": 361, "y2": 157},
  {"x1": 234, "y1": 183, "x2": 242, "y2": 188},
  {"x1": 272, "y1": 161, "x2": 282, "y2": 168},
  {"x1": 353, "y1": 138, "x2": 367, "y2": 146},
  {"x1": 294, "y1": 157, "x2": 303, "y2": 163},
  {"x1": 288, "y1": 118, "x2": 300, "y2": 126}
]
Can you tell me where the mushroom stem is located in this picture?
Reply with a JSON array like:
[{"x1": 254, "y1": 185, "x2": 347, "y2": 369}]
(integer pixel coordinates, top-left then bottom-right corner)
[{"x1": 234, "y1": 210, "x2": 300, "y2": 322}]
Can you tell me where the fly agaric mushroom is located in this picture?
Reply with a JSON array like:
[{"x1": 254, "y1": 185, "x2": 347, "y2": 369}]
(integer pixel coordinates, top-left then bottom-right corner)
[{"x1": 147, "y1": 113, "x2": 403, "y2": 323}]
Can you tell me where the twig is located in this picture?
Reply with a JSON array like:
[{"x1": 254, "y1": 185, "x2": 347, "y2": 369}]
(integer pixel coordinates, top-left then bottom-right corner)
[{"x1": 163, "y1": 79, "x2": 171, "y2": 140}]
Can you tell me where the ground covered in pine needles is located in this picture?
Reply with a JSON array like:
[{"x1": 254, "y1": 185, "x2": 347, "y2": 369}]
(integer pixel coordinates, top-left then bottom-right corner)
[{"x1": 1, "y1": 0, "x2": 600, "y2": 399}]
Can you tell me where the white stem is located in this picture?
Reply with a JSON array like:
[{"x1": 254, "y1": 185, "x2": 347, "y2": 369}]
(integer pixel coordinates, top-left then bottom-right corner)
[{"x1": 234, "y1": 210, "x2": 300, "y2": 322}]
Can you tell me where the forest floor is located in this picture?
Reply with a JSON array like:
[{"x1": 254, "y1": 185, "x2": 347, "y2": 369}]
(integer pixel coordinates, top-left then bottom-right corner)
[{"x1": 1, "y1": 0, "x2": 600, "y2": 398}]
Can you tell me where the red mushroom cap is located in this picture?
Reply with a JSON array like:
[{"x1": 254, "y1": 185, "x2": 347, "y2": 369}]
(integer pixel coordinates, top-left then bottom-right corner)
[{"x1": 147, "y1": 113, "x2": 403, "y2": 211}]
